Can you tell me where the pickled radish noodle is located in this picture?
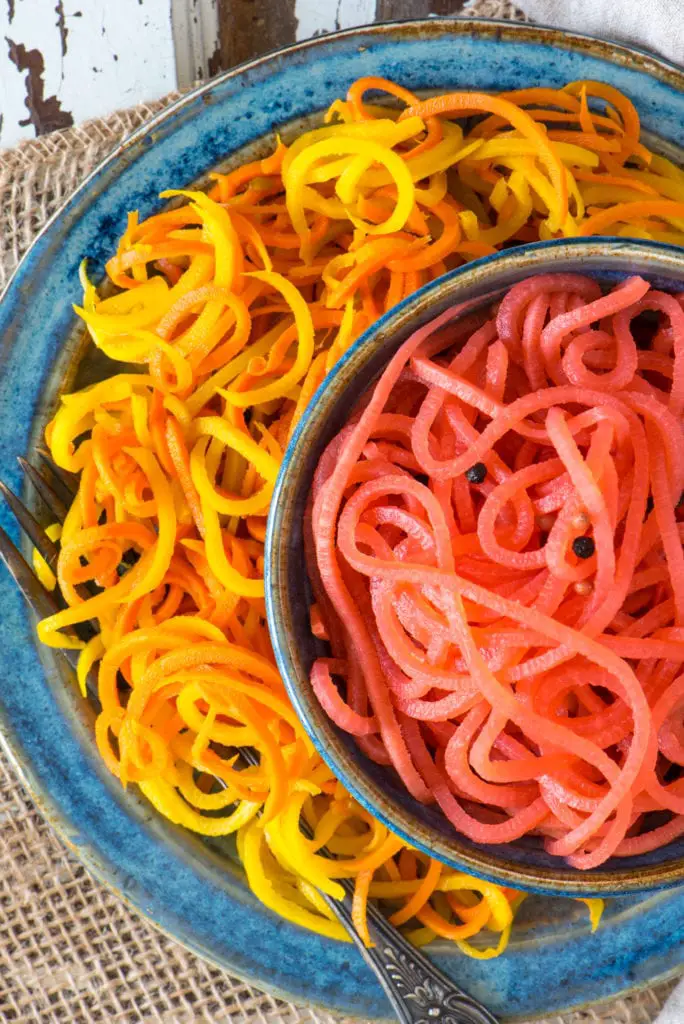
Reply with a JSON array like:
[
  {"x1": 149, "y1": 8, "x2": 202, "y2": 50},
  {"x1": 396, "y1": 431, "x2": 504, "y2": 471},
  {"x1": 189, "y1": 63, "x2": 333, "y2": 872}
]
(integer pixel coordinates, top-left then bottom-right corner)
[{"x1": 309, "y1": 273, "x2": 684, "y2": 868}]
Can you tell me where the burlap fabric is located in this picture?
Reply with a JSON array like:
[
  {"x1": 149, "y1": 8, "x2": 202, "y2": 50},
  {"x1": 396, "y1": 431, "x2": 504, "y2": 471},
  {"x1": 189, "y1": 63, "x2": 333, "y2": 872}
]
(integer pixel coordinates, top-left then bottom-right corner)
[{"x1": 0, "y1": 5, "x2": 681, "y2": 1022}]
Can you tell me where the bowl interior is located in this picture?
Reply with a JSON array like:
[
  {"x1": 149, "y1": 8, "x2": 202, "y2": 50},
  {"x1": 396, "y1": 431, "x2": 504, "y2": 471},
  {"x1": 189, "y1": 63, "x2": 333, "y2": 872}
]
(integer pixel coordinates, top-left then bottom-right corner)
[{"x1": 267, "y1": 237, "x2": 684, "y2": 896}]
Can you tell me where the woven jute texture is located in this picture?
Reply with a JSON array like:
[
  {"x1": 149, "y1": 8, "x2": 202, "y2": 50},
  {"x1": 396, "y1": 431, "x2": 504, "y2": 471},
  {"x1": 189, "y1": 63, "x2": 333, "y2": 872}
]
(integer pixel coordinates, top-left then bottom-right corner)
[{"x1": 0, "y1": 4, "x2": 681, "y2": 1022}]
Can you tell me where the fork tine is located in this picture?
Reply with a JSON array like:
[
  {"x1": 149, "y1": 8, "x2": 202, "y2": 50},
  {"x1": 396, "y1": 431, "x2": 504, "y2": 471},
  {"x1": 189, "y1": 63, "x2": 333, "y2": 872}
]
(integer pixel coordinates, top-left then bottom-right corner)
[
  {"x1": 34, "y1": 449, "x2": 78, "y2": 505},
  {"x1": 0, "y1": 476, "x2": 98, "y2": 640},
  {"x1": 0, "y1": 523, "x2": 77, "y2": 656},
  {"x1": 0, "y1": 479, "x2": 60, "y2": 569},
  {"x1": 18, "y1": 456, "x2": 69, "y2": 523},
  {"x1": 0, "y1": 525, "x2": 103, "y2": 708}
]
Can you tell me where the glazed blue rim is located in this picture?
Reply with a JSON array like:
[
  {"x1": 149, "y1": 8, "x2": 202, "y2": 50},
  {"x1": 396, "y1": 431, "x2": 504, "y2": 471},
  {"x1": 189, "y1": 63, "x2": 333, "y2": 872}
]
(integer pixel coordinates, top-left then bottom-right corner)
[
  {"x1": 0, "y1": 18, "x2": 683, "y2": 1022},
  {"x1": 266, "y1": 236, "x2": 684, "y2": 898}
]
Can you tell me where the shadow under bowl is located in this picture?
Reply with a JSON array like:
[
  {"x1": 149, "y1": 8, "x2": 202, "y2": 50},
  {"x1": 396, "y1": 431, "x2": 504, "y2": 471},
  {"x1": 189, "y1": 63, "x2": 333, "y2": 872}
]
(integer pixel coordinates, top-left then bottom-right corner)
[{"x1": 266, "y1": 237, "x2": 684, "y2": 898}]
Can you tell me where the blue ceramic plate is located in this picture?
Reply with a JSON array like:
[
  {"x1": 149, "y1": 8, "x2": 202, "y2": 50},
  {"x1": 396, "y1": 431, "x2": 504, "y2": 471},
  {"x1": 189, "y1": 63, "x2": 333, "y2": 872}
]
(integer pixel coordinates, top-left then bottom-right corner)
[{"x1": 1, "y1": 19, "x2": 684, "y2": 1022}]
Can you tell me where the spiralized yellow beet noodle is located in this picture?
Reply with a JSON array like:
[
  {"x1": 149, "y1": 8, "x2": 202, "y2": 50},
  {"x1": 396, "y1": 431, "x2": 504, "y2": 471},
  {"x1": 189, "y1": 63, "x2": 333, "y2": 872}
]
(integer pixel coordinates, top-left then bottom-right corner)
[{"x1": 52, "y1": 71, "x2": 684, "y2": 947}]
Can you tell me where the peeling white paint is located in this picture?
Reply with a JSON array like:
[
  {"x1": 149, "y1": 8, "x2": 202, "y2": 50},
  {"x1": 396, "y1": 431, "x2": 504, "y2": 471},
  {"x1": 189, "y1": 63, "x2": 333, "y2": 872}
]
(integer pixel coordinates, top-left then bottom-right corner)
[
  {"x1": 171, "y1": 0, "x2": 220, "y2": 88},
  {"x1": 0, "y1": 0, "x2": 380, "y2": 149},
  {"x1": 294, "y1": 0, "x2": 376, "y2": 41},
  {"x1": 0, "y1": 0, "x2": 176, "y2": 148}
]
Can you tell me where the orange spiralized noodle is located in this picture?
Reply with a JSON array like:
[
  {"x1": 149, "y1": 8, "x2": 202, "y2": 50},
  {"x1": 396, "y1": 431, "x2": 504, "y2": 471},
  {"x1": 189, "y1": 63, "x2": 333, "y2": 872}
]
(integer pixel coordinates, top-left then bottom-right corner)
[
  {"x1": 308, "y1": 272, "x2": 684, "y2": 869},
  {"x1": 42, "y1": 69, "x2": 684, "y2": 946}
]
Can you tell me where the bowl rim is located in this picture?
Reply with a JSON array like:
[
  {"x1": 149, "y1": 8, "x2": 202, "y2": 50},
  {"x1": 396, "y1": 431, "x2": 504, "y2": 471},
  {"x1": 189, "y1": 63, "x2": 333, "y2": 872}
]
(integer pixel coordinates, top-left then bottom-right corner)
[{"x1": 266, "y1": 236, "x2": 684, "y2": 898}]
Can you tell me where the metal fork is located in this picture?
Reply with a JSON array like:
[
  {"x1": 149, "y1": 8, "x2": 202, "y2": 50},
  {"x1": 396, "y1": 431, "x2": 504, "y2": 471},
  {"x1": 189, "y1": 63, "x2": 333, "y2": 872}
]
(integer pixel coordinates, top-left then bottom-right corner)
[{"x1": 0, "y1": 454, "x2": 500, "y2": 1024}]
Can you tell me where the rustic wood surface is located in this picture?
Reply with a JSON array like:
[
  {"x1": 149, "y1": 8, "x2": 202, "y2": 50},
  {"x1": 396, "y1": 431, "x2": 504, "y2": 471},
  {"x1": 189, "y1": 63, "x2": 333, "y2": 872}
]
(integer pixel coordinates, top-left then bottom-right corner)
[
  {"x1": 0, "y1": 0, "x2": 178, "y2": 148},
  {"x1": 1, "y1": 0, "x2": 474, "y2": 148},
  {"x1": 218, "y1": 0, "x2": 298, "y2": 70},
  {"x1": 218, "y1": 0, "x2": 469, "y2": 70}
]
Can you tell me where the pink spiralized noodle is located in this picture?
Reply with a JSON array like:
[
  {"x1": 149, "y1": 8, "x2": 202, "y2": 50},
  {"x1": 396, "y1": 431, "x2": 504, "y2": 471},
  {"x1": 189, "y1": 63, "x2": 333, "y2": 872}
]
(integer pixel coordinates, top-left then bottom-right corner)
[{"x1": 307, "y1": 274, "x2": 684, "y2": 867}]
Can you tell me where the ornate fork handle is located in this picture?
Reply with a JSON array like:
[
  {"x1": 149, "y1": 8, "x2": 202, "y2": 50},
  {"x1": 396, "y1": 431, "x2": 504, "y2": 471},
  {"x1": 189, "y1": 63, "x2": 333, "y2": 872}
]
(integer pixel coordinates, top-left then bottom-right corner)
[
  {"x1": 319, "y1": 878, "x2": 499, "y2": 1024},
  {"x1": 237, "y1": 744, "x2": 497, "y2": 1023}
]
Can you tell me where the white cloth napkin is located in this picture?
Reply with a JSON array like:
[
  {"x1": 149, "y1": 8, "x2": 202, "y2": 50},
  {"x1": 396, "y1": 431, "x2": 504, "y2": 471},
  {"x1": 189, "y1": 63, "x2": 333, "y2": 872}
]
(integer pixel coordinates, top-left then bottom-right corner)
[
  {"x1": 516, "y1": 0, "x2": 683, "y2": 65},
  {"x1": 510, "y1": 8, "x2": 683, "y2": 1023},
  {"x1": 654, "y1": 979, "x2": 684, "y2": 1024}
]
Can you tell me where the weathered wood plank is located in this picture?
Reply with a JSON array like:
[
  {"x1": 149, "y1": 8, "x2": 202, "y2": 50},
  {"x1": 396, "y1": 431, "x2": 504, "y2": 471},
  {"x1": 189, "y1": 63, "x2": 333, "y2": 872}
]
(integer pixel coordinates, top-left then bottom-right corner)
[
  {"x1": 376, "y1": 0, "x2": 467, "y2": 18},
  {"x1": 430, "y1": 0, "x2": 468, "y2": 14},
  {"x1": 376, "y1": 0, "x2": 432, "y2": 18},
  {"x1": 171, "y1": 0, "x2": 221, "y2": 85},
  {"x1": 216, "y1": 0, "x2": 469, "y2": 72},
  {"x1": 294, "y1": 0, "x2": 376, "y2": 41},
  {"x1": 217, "y1": 0, "x2": 297, "y2": 69},
  {"x1": 0, "y1": 0, "x2": 176, "y2": 147}
]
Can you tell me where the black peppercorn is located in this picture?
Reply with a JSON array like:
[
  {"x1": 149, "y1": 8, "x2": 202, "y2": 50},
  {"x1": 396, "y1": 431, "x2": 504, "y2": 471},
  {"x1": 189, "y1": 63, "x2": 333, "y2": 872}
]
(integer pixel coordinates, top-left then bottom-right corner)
[
  {"x1": 572, "y1": 536, "x2": 595, "y2": 559},
  {"x1": 465, "y1": 462, "x2": 487, "y2": 484}
]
